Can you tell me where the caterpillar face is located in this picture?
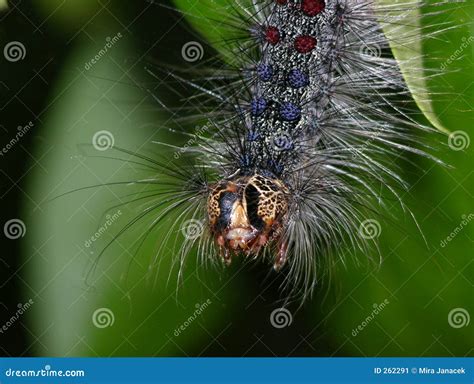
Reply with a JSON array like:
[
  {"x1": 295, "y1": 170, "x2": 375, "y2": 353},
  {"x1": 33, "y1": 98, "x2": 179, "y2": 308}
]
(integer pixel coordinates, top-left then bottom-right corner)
[
  {"x1": 67, "y1": 0, "x2": 448, "y2": 301},
  {"x1": 207, "y1": 174, "x2": 289, "y2": 265}
]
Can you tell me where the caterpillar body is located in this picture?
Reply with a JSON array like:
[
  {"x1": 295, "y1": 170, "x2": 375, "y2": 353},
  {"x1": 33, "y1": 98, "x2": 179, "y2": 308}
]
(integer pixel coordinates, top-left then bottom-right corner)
[{"x1": 82, "y1": 0, "x2": 449, "y2": 301}]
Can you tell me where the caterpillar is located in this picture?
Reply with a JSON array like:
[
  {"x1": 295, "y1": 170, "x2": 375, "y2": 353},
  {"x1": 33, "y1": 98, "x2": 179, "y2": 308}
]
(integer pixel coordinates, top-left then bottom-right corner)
[{"x1": 76, "y1": 0, "x2": 451, "y2": 301}]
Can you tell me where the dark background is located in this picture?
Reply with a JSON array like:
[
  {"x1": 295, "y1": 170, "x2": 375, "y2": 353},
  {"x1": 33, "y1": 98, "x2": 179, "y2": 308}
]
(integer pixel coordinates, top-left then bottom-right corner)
[{"x1": 0, "y1": 0, "x2": 472, "y2": 357}]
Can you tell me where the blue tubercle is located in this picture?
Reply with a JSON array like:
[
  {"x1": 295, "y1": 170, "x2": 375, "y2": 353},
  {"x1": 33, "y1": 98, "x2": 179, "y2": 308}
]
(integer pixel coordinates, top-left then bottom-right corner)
[
  {"x1": 288, "y1": 69, "x2": 309, "y2": 88},
  {"x1": 280, "y1": 102, "x2": 301, "y2": 121},
  {"x1": 257, "y1": 63, "x2": 274, "y2": 82},
  {"x1": 251, "y1": 97, "x2": 268, "y2": 116}
]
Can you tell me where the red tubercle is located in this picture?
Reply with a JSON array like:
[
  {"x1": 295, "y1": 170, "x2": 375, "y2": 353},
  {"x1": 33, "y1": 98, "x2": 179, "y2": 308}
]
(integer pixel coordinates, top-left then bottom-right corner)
[
  {"x1": 275, "y1": 0, "x2": 288, "y2": 4},
  {"x1": 301, "y1": 0, "x2": 325, "y2": 16},
  {"x1": 294, "y1": 35, "x2": 317, "y2": 53},
  {"x1": 265, "y1": 26, "x2": 281, "y2": 45}
]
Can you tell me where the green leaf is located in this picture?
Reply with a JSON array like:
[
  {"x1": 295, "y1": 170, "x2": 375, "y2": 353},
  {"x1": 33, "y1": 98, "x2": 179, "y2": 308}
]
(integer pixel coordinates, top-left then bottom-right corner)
[
  {"x1": 376, "y1": 0, "x2": 447, "y2": 132},
  {"x1": 377, "y1": 0, "x2": 474, "y2": 133},
  {"x1": 173, "y1": 0, "x2": 252, "y2": 62},
  {"x1": 0, "y1": 0, "x2": 8, "y2": 11}
]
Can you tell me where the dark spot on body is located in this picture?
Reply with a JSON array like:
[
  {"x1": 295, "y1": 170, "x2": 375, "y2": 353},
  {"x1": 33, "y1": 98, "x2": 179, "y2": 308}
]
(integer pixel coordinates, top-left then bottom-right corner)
[{"x1": 245, "y1": 184, "x2": 265, "y2": 230}]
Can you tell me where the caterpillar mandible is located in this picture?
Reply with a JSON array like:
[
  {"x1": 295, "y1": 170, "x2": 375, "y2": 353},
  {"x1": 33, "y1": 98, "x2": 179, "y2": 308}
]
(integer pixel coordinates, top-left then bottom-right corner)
[{"x1": 76, "y1": 0, "x2": 449, "y2": 301}]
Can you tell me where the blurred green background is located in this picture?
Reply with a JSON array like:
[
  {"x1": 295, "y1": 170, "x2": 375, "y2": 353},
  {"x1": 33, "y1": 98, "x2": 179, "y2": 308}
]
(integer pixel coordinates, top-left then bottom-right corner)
[{"x1": 0, "y1": 0, "x2": 472, "y2": 357}]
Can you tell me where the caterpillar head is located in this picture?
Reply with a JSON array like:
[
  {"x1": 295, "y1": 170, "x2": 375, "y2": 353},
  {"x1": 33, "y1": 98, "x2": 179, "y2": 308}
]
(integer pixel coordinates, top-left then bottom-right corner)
[{"x1": 207, "y1": 174, "x2": 289, "y2": 267}]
